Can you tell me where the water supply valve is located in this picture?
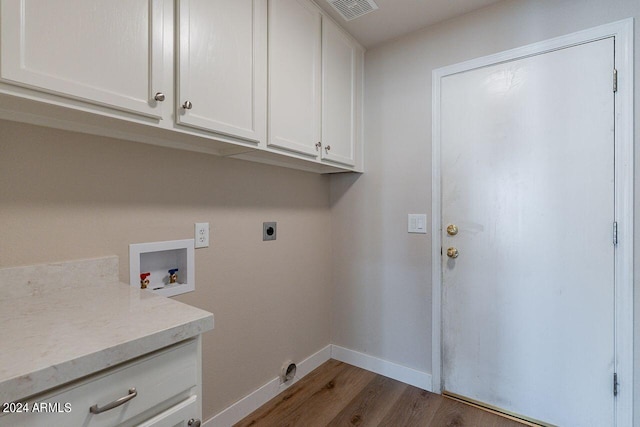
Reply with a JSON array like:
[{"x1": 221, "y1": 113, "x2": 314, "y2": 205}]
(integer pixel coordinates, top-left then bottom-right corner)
[{"x1": 140, "y1": 272, "x2": 151, "y2": 289}]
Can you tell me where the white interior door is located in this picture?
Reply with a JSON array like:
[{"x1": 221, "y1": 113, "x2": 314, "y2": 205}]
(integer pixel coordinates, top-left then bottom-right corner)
[{"x1": 441, "y1": 38, "x2": 615, "y2": 426}]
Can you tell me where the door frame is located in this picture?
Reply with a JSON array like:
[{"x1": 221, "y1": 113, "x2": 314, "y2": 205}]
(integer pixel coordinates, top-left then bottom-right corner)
[{"x1": 431, "y1": 18, "x2": 634, "y2": 426}]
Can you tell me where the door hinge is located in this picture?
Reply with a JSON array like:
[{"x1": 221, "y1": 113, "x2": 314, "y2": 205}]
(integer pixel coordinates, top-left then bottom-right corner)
[
  {"x1": 613, "y1": 69, "x2": 618, "y2": 93},
  {"x1": 613, "y1": 373, "x2": 619, "y2": 396},
  {"x1": 613, "y1": 221, "x2": 618, "y2": 245}
]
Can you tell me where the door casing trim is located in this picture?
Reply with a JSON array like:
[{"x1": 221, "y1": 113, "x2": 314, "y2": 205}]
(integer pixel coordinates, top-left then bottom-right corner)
[{"x1": 431, "y1": 18, "x2": 634, "y2": 427}]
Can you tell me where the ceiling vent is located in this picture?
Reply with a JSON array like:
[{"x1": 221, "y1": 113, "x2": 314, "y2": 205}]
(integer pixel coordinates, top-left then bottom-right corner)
[{"x1": 326, "y1": 0, "x2": 379, "y2": 21}]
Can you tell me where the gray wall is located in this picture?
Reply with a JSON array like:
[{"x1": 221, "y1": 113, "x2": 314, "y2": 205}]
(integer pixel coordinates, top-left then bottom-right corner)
[
  {"x1": 330, "y1": 0, "x2": 640, "y2": 421},
  {"x1": 0, "y1": 120, "x2": 333, "y2": 419}
]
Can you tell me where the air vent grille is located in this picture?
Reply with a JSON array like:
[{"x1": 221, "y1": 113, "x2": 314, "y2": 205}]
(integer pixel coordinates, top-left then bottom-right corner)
[{"x1": 327, "y1": 0, "x2": 378, "y2": 21}]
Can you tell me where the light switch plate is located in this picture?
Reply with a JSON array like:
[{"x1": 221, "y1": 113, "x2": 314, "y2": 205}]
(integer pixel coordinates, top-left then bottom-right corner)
[{"x1": 408, "y1": 214, "x2": 427, "y2": 234}]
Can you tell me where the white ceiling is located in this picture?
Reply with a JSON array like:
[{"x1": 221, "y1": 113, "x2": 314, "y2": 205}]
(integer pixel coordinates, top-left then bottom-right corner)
[{"x1": 315, "y1": 0, "x2": 502, "y2": 48}]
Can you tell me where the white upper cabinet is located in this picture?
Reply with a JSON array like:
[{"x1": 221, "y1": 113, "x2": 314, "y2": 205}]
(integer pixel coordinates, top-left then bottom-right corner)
[
  {"x1": 0, "y1": 0, "x2": 166, "y2": 119},
  {"x1": 321, "y1": 17, "x2": 361, "y2": 167},
  {"x1": 176, "y1": 0, "x2": 267, "y2": 145},
  {"x1": 267, "y1": 0, "x2": 322, "y2": 157},
  {"x1": 0, "y1": 0, "x2": 363, "y2": 173}
]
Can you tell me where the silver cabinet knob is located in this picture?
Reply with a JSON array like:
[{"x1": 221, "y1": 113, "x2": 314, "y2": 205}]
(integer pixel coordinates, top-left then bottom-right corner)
[
  {"x1": 325, "y1": 145, "x2": 331, "y2": 152},
  {"x1": 315, "y1": 142, "x2": 322, "y2": 151},
  {"x1": 188, "y1": 419, "x2": 201, "y2": 427},
  {"x1": 154, "y1": 92, "x2": 165, "y2": 102},
  {"x1": 182, "y1": 101, "x2": 193, "y2": 110}
]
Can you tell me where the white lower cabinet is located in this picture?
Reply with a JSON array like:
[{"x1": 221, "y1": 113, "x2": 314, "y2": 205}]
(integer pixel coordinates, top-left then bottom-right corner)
[
  {"x1": 137, "y1": 396, "x2": 199, "y2": 427},
  {"x1": 1, "y1": 339, "x2": 202, "y2": 427}
]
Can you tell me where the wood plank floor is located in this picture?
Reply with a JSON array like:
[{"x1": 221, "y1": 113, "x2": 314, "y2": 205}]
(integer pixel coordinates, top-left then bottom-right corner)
[{"x1": 235, "y1": 360, "x2": 528, "y2": 427}]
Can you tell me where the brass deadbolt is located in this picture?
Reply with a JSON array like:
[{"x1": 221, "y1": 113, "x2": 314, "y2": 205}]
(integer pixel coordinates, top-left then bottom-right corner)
[
  {"x1": 446, "y1": 224, "x2": 458, "y2": 236},
  {"x1": 447, "y1": 247, "x2": 459, "y2": 259}
]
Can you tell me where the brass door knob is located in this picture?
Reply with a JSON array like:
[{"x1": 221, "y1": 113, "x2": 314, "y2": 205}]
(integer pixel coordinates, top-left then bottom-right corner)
[
  {"x1": 447, "y1": 247, "x2": 459, "y2": 258},
  {"x1": 446, "y1": 224, "x2": 458, "y2": 236}
]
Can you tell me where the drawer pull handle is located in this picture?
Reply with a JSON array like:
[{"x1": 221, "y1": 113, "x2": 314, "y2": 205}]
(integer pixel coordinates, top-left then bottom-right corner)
[{"x1": 89, "y1": 388, "x2": 137, "y2": 414}]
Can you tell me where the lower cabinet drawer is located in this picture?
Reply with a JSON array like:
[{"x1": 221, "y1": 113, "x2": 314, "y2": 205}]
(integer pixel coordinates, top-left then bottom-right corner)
[
  {"x1": 136, "y1": 395, "x2": 199, "y2": 427},
  {"x1": 2, "y1": 339, "x2": 198, "y2": 427}
]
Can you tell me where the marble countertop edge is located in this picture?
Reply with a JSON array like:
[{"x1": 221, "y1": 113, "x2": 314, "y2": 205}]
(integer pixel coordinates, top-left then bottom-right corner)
[
  {"x1": 1, "y1": 312, "x2": 213, "y2": 405},
  {"x1": 0, "y1": 256, "x2": 214, "y2": 406}
]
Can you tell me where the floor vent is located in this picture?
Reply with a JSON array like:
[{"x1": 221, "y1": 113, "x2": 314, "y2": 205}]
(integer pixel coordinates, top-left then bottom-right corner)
[{"x1": 326, "y1": 0, "x2": 378, "y2": 21}]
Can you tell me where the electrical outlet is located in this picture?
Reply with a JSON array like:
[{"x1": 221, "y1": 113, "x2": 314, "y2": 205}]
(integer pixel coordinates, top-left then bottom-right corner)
[
  {"x1": 195, "y1": 223, "x2": 209, "y2": 248},
  {"x1": 263, "y1": 222, "x2": 277, "y2": 241}
]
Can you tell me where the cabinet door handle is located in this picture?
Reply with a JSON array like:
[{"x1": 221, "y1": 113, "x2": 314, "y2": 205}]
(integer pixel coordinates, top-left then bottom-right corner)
[
  {"x1": 182, "y1": 100, "x2": 193, "y2": 110},
  {"x1": 188, "y1": 419, "x2": 201, "y2": 427},
  {"x1": 154, "y1": 92, "x2": 165, "y2": 102},
  {"x1": 315, "y1": 142, "x2": 322, "y2": 151},
  {"x1": 89, "y1": 388, "x2": 137, "y2": 414},
  {"x1": 325, "y1": 145, "x2": 331, "y2": 152}
]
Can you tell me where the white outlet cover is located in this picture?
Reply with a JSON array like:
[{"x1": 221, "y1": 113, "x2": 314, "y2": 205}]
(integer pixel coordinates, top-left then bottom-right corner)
[
  {"x1": 195, "y1": 222, "x2": 209, "y2": 248},
  {"x1": 408, "y1": 214, "x2": 427, "y2": 234}
]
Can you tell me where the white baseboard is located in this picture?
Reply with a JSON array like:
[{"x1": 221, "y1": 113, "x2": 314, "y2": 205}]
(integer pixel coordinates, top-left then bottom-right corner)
[
  {"x1": 204, "y1": 345, "x2": 332, "y2": 427},
  {"x1": 330, "y1": 345, "x2": 432, "y2": 391},
  {"x1": 204, "y1": 344, "x2": 433, "y2": 427}
]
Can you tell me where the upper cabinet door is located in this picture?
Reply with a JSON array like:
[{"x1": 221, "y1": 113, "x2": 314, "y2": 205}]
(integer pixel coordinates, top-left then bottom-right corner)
[
  {"x1": 176, "y1": 0, "x2": 267, "y2": 145},
  {"x1": 321, "y1": 18, "x2": 360, "y2": 167},
  {"x1": 267, "y1": 0, "x2": 321, "y2": 157},
  {"x1": 0, "y1": 0, "x2": 166, "y2": 119}
]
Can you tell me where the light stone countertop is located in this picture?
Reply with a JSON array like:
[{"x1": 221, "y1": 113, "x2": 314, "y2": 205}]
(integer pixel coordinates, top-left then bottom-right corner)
[{"x1": 0, "y1": 257, "x2": 214, "y2": 404}]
